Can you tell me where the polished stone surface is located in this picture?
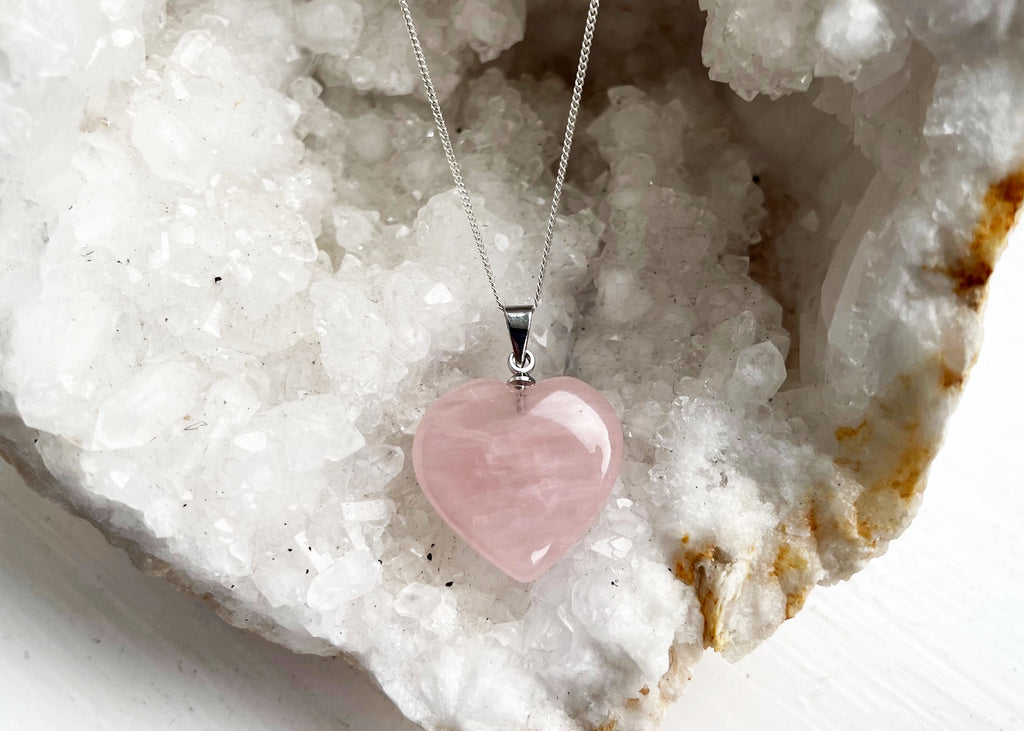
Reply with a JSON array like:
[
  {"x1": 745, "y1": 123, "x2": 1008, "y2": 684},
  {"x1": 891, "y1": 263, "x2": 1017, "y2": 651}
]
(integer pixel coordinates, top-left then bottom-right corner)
[{"x1": 412, "y1": 376, "x2": 624, "y2": 582}]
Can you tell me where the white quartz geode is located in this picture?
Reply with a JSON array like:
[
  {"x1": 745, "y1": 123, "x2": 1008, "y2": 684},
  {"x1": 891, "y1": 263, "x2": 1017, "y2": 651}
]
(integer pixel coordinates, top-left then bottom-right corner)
[{"x1": 1, "y1": 0, "x2": 1023, "y2": 729}]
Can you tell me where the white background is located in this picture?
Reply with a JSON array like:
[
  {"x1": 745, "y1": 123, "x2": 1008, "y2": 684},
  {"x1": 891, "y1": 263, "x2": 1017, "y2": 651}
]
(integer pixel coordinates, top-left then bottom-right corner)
[{"x1": 1, "y1": 226, "x2": 1021, "y2": 730}]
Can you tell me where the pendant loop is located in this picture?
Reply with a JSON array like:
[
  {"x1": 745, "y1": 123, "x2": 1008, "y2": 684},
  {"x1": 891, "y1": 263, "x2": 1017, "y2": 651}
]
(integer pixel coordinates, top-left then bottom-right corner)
[
  {"x1": 504, "y1": 304, "x2": 536, "y2": 388},
  {"x1": 507, "y1": 351, "x2": 535, "y2": 389}
]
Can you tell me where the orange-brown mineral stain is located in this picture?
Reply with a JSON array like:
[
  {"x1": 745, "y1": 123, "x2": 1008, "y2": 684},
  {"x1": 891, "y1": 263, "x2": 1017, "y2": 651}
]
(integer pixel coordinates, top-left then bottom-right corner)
[
  {"x1": 942, "y1": 170, "x2": 1024, "y2": 310},
  {"x1": 672, "y1": 538, "x2": 730, "y2": 650},
  {"x1": 771, "y1": 542, "x2": 811, "y2": 619},
  {"x1": 939, "y1": 360, "x2": 966, "y2": 390},
  {"x1": 783, "y1": 586, "x2": 809, "y2": 619},
  {"x1": 850, "y1": 415, "x2": 936, "y2": 544},
  {"x1": 622, "y1": 686, "x2": 651, "y2": 710},
  {"x1": 834, "y1": 419, "x2": 871, "y2": 471},
  {"x1": 807, "y1": 502, "x2": 819, "y2": 535},
  {"x1": 853, "y1": 171, "x2": 1024, "y2": 537},
  {"x1": 672, "y1": 539, "x2": 717, "y2": 587},
  {"x1": 835, "y1": 419, "x2": 868, "y2": 443},
  {"x1": 884, "y1": 439, "x2": 932, "y2": 502},
  {"x1": 831, "y1": 361, "x2": 951, "y2": 544},
  {"x1": 660, "y1": 171, "x2": 1024, "y2": 661}
]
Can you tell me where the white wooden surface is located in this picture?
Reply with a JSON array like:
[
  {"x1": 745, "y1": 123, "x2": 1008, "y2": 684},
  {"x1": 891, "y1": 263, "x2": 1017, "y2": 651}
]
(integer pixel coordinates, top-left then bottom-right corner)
[{"x1": 1, "y1": 230, "x2": 1022, "y2": 730}]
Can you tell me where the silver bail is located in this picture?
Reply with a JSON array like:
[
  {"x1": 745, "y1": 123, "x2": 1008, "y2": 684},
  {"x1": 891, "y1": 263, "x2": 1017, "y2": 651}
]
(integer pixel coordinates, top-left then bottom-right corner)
[
  {"x1": 504, "y1": 305, "x2": 533, "y2": 368},
  {"x1": 504, "y1": 304, "x2": 536, "y2": 388}
]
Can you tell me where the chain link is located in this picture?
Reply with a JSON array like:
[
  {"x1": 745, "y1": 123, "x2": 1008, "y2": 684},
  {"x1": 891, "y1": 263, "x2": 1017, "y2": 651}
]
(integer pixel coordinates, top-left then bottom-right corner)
[{"x1": 399, "y1": 0, "x2": 601, "y2": 313}]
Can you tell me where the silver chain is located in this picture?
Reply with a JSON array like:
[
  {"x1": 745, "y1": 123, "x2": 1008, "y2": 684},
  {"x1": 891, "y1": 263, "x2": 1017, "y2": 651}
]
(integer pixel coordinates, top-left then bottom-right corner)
[{"x1": 399, "y1": 0, "x2": 601, "y2": 313}]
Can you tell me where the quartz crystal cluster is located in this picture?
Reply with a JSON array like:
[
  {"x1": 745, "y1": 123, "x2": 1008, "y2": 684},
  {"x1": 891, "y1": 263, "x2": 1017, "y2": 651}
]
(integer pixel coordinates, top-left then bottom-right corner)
[{"x1": 1, "y1": 0, "x2": 1023, "y2": 729}]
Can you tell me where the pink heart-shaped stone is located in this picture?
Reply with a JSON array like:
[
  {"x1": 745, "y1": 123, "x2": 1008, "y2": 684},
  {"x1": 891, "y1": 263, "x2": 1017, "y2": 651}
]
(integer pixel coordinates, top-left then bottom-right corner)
[{"x1": 412, "y1": 376, "x2": 623, "y2": 582}]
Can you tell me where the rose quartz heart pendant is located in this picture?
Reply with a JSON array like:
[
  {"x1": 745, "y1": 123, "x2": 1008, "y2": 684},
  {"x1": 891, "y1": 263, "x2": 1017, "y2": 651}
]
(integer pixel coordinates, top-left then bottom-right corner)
[{"x1": 412, "y1": 376, "x2": 623, "y2": 582}]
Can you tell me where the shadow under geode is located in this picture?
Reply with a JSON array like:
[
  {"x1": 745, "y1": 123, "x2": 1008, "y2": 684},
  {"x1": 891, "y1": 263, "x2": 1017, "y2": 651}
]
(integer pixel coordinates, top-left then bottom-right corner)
[{"x1": 0, "y1": 459, "x2": 418, "y2": 731}]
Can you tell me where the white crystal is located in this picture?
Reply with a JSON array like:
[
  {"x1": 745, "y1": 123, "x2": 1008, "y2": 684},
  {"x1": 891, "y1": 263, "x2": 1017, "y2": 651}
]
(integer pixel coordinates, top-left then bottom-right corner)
[
  {"x1": 720, "y1": 341, "x2": 788, "y2": 404},
  {"x1": 295, "y1": 0, "x2": 364, "y2": 57},
  {"x1": 815, "y1": 0, "x2": 896, "y2": 78},
  {"x1": 453, "y1": 0, "x2": 526, "y2": 62},
  {"x1": 341, "y1": 499, "x2": 391, "y2": 522},
  {"x1": 307, "y1": 550, "x2": 382, "y2": 610}
]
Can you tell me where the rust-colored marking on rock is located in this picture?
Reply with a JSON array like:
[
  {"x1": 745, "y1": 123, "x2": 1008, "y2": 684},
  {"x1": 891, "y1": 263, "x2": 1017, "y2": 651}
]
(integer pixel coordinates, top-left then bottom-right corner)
[
  {"x1": 939, "y1": 361, "x2": 965, "y2": 390},
  {"x1": 835, "y1": 419, "x2": 868, "y2": 443},
  {"x1": 623, "y1": 686, "x2": 650, "y2": 711},
  {"x1": 834, "y1": 420, "x2": 871, "y2": 471},
  {"x1": 772, "y1": 543, "x2": 811, "y2": 619},
  {"x1": 784, "y1": 587, "x2": 809, "y2": 619},
  {"x1": 673, "y1": 539, "x2": 719, "y2": 586},
  {"x1": 590, "y1": 721, "x2": 618, "y2": 731},
  {"x1": 826, "y1": 177, "x2": 1020, "y2": 576},
  {"x1": 942, "y1": 170, "x2": 1024, "y2": 310},
  {"x1": 888, "y1": 441, "x2": 932, "y2": 501},
  {"x1": 672, "y1": 537, "x2": 730, "y2": 650},
  {"x1": 696, "y1": 572, "x2": 724, "y2": 650},
  {"x1": 771, "y1": 543, "x2": 808, "y2": 576},
  {"x1": 859, "y1": 168, "x2": 1022, "y2": 534},
  {"x1": 671, "y1": 536, "x2": 729, "y2": 651},
  {"x1": 832, "y1": 364, "x2": 945, "y2": 546},
  {"x1": 854, "y1": 431, "x2": 935, "y2": 542}
]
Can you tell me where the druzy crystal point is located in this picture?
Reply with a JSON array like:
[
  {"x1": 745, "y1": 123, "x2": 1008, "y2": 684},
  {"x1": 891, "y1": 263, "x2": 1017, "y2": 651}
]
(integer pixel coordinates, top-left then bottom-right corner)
[{"x1": 412, "y1": 377, "x2": 624, "y2": 582}]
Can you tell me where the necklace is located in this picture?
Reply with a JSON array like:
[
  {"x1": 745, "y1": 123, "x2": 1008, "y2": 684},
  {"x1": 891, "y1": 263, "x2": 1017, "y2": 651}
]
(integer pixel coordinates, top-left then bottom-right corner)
[{"x1": 401, "y1": 0, "x2": 623, "y2": 583}]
